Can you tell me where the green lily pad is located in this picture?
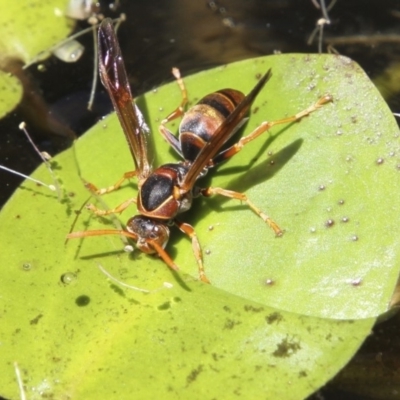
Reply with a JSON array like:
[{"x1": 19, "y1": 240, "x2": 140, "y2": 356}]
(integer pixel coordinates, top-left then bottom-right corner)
[
  {"x1": 75, "y1": 54, "x2": 400, "y2": 320},
  {"x1": 0, "y1": 70, "x2": 23, "y2": 116},
  {"x1": 0, "y1": 0, "x2": 73, "y2": 117},
  {"x1": 0, "y1": 54, "x2": 397, "y2": 399},
  {"x1": 0, "y1": 0, "x2": 73, "y2": 65}
]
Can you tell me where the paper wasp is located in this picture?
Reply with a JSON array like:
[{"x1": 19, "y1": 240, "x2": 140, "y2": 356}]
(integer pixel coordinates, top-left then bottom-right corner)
[{"x1": 68, "y1": 18, "x2": 332, "y2": 283}]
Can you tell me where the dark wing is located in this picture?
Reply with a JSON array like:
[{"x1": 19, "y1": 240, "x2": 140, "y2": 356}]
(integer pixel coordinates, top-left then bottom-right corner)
[
  {"x1": 98, "y1": 18, "x2": 151, "y2": 181},
  {"x1": 181, "y1": 69, "x2": 272, "y2": 191}
]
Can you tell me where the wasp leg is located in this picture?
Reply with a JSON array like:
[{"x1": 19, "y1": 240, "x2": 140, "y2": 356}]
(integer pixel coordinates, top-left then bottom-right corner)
[
  {"x1": 213, "y1": 94, "x2": 333, "y2": 165},
  {"x1": 84, "y1": 171, "x2": 137, "y2": 195},
  {"x1": 158, "y1": 68, "x2": 188, "y2": 155},
  {"x1": 148, "y1": 239, "x2": 180, "y2": 272},
  {"x1": 201, "y1": 187, "x2": 283, "y2": 236},
  {"x1": 174, "y1": 220, "x2": 210, "y2": 284},
  {"x1": 86, "y1": 197, "x2": 137, "y2": 216}
]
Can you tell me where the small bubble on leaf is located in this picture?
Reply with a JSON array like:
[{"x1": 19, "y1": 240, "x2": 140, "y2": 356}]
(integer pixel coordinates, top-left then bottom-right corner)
[
  {"x1": 61, "y1": 272, "x2": 77, "y2": 285},
  {"x1": 376, "y1": 158, "x2": 384, "y2": 165},
  {"x1": 341, "y1": 217, "x2": 349, "y2": 223},
  {"x1": 22, "y1": 263, "x2": 32, "y2": 271}
]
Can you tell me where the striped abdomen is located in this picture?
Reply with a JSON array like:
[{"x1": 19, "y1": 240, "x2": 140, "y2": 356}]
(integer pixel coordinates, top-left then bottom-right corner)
[{"x1": 179, "y1": 89, "x2": 245, "y2": 162}]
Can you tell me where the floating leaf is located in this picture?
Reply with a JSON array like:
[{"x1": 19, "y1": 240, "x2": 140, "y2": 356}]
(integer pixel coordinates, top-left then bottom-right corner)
[
  {"x1": 0, "y1": 0, "x2": 74, "y2": 117},
  {"x1": 0, "y1": 54, "x2": 397, "y2": 399}
]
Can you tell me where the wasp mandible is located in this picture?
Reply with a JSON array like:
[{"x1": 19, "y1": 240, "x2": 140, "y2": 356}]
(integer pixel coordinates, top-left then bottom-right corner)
[{"x1": 68, "y1": 18, "x2": 332, "y2": 283}]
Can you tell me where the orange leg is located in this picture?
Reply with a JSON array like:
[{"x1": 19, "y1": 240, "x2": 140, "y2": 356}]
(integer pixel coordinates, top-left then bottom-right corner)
[
  {"x1": 84, "y1": 170, "x2": 137, "y2": 216},
  {"x1": 86, "y1": 197, "x2": 137, "y2": 216},
  {"x1": 161, "y1": 68, "x2": 188, "y2": 125},
  {"x1": 175, "y1": 220, "x2": 210, "y2": 284},
  {"x1": 158, "y1": 68, "x2": 188, "y2": 154},
  {"x1": 214, "y1": 94, "x2": 332, "y2": 163},
  {"x1": 85, "y1": 170, "x2": 137, "y2": 195},
  {"x1": 201, "y1": 187, "x2": 283, "y2": 236},
  {"x1": 66, "y1": 229, "x2": 179, "y2": 272}
]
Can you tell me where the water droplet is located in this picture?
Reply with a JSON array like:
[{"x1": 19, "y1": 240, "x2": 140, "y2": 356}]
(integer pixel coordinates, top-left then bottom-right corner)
[
  {"x1": 309, "y1": 227, "x2": 317, "y2": 233},
  {"x1": 269, "y1": 160, "x2": 275, "y2": 165},
  {"x1": 208, "y1": 225, "x2": 214, "y2": 231},
  {"x1": 351, "y1": 235, "x2": 359, "y2": 241},
  {"x1": 264, "y1": 279, "x2": 274, "y2": 286},
  {"x1": 341, "y1": 216, "x2": 349, "y2": 223},
  {"x1": 345, "y1": 155, "x2": 352, "y2": 162},
  {"x1": 336, "y1": 130, "x2": 343, "y2": 136},
  {"x1": 205, "y1": 249, "x2": 211, "y2": 255},
  {"x1": 376, "y1": 158, "x2": 384, "y2": 165},
  {"x1": 326, "y1": 207, "x2": 332, "y2": 212},
  {"x1": 124, "y1": 245, "x2": 134, "y2": 253},
  {"x1": 338, "y1": 199, "x2": 345, "y2": 205},
  {"x1": 61, "y1": 272, "x2": 77, "y2": 285},
  {"x1": 325, "y1": 219, "x2": 335, "y2": 227},
  {"x1": 22, "y1": 263, "x2": 32, "y2": 271},
  {"x1": 389, "y1": 151, "x2": 395, "y2": 157},
  {"x1": 318, "y1": 185, "x2": 325, "y2": 191}
]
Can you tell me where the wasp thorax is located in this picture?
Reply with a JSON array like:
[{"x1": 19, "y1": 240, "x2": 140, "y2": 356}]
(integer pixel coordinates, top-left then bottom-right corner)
[{"x1": 126, "y1": 216, "x2": 170, "y2": 254}]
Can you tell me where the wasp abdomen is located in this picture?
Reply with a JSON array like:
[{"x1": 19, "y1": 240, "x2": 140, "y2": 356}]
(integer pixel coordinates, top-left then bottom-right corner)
[
  {"x1": 200, "y1": 89, "x2": 245, "y2": 118},
  {"x1": 179, "y1": 89, "x2": 245, "y2": 161}
]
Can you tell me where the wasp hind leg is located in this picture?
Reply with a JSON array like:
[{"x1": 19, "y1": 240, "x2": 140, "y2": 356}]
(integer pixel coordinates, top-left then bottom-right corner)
[{"x1": 212, "y1": 94, "x2": 333, "y2": 165}]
